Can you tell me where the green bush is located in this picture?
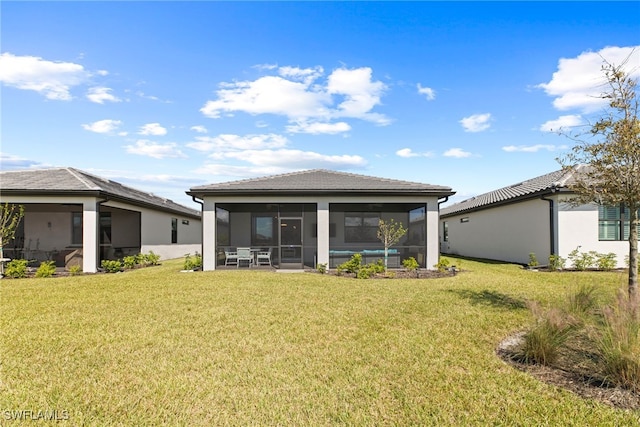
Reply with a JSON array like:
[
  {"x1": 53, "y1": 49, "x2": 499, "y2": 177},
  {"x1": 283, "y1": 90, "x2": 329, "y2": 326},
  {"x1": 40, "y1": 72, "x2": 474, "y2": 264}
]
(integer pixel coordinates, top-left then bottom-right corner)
[
  {"x1": 403, "y1": 256, "x2": 419, "y2": 273},
  {"x1": 568, "y1": 248, "x2": 596, "y2": 271},
  {"x1": 4, "y1": 259, "x2": 28, "y2": 278},
  {"x1": 122, "y1": 255, "x2": 138, "y2": 269},
  {"x1": 183, "y1": 252, "x2": 202, "y2": 270},
  {"x1": 355, "y1": 260, "x2": 384, "y2": 279},
  {"x1": 528, "y1": 252, "x2": 539, "y2": 268},
  {"x1": 101, "y1": 259, "x2": 123, "y2": 273},
  {"x1": 67, "y1": 265, "x2": 83, "y2": 276},
  {"x1": 548, "y1": 254, "x2": 566, "y2": 271},
  {"x1": 316, "y1": 263, "x2": 327, "y2": 274},
  {"x1": 337, "y1": 253, "x2": 362, "y2": 275},
  {"x1": 434, "y1": 257, "x2": 450, "y2": 273},
  {"x1": 35, "y1": 261, "x2": 56, "y2": 278},
  {"x1": 141, "y1": 251, "x2": 161, "y2": 267},
  {"x1": 595, "y1": 252, "x2": 617, "y2": 271}
]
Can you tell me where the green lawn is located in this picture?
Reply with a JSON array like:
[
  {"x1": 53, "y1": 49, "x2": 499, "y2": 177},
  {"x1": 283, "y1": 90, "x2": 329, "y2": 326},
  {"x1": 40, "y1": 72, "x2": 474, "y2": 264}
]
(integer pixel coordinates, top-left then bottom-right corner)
[{"x1": 1, "y1": 258, "x2": 637, "y2": 426}]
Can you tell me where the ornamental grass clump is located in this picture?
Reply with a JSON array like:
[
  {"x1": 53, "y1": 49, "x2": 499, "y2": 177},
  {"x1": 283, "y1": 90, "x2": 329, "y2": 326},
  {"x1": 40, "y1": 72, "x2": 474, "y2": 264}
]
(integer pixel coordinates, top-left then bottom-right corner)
[
  {"x1": 517, "y1": 301, "x2": 577, "y2": 366},
  {"x1": 597, "y1": 291, "x2": 640, "y2": 392}
]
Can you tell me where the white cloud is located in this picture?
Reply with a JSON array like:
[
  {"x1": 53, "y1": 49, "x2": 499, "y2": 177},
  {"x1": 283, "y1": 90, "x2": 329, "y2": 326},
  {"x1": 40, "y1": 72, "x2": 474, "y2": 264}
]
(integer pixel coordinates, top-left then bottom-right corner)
[
  {"x1": 86, "y1": 86, "x2": 120, "y2": 104},
  {"x1": 286, "y1": 121, "x2": 351, "y2": 134},
  {"x1": 0, "y1": 152, "x2": 48, "y2": 170},
  {"x1": 539, "y1": 114, "x2": 584, "y2": 132},
  {"x1": 459, "y1": 113, "x2": 492, "y2": 132},
  {"x1": 0, "y1": 52, "x2": 87, "y2": 100},
  {"x1": 138, "y1": 123, "x2": 167, "y2": 136},
  {"x1": 210, "y1": 149, "x2": 367, "y2": 169},
  {"x1": 82, "y1": 119, "x2": 123, "y2": 134},
  {"x1": 190, "y1": 125, "x2": 208, "y2": 133},
  {"x1": 417, "y1": 84, "x2": 436, "y2": 100},
  {"x1": 443, "y1": 148, "x2": 473, "y2": 158},
  {"x1": 200, "y1": 65, "x2": 389, "y2": 127},
  {"x1": 396, "y1": 148, "x2": 434, "y2": 158},
  {"x1": 187, "y1": 133, "x2": 289, "y2": 152},
  {"x1": 125, "y1": 140, "x2": 186, "y2": 159},
  {"x1": 502, "y1": 144, "x2": 568, "y2": 153},
  {"x1": 538, "y1": 45, "x2": 640, "y2": 113}
]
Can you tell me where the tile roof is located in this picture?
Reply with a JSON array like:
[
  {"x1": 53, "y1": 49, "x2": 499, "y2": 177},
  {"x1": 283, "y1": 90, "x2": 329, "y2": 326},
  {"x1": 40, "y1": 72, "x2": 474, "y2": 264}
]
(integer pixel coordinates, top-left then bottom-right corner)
[
  {"x1": 0, "y1": 167, "x2": 200, "y2": 218},
  {"x1": 188, "y1": 169, "x2": 454, "y2": 197},
  {"x1": 440, "y1": 167, "x2": 582, "y2": 217}
]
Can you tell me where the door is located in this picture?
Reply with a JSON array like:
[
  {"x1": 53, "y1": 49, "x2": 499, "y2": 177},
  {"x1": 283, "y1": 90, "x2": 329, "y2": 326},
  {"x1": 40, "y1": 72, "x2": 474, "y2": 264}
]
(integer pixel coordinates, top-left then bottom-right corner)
[{"x1": 279, "y1": 217, "x2": 303, "y2": 269}]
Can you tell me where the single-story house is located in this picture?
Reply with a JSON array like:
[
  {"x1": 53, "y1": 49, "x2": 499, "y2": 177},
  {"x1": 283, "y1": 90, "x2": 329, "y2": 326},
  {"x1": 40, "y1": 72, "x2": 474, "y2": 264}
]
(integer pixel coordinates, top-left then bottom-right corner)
[
  {"x1": 0, "y1": 167, "x2": 202, "y2": 273},
  {"x1": 187, "y1": 169, "x2": 455, "y2": 271},
  {"x1": 439, "y1": 165, "x2": 635, "y2": 268}
]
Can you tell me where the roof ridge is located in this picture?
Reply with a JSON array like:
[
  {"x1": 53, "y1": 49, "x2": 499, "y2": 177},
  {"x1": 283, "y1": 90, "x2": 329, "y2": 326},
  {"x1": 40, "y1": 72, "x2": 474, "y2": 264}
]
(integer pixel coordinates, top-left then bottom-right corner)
[{"x1": 66, "y1": 167, "x2": 101, "y2": 190}]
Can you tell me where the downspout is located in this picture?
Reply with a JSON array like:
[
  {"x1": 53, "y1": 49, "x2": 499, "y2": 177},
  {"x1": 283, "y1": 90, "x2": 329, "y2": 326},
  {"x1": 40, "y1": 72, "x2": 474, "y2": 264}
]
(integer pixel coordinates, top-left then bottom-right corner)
[
  {"x1": 435, "y1": 196, "x2": 450, "y2": 265},
  {"x1": 95, "y1": 198, "x2": 108, "y2": 270},
  {"x1": 191, "y1": 195, "x2": 204, "y2": 259},
  {"x1": 540, "y1": 190, "x2": 556, "y2": 258}
]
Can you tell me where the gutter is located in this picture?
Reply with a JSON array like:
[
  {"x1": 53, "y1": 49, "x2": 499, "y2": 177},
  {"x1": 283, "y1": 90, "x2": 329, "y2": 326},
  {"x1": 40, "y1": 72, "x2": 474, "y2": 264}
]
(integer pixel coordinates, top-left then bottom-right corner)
[
  {"x1": 540, "y1": 189, "x2": 557, "y2": 257},
  {"x1": 191, "y1": 195, "x2": 205, "y2": 259}
]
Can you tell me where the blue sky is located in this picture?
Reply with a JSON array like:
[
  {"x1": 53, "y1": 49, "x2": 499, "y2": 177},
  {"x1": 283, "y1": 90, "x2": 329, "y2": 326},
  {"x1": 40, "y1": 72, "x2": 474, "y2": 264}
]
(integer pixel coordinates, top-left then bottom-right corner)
[{"x1": 1, "y1": 2, "x2": 639, "y2": 208}]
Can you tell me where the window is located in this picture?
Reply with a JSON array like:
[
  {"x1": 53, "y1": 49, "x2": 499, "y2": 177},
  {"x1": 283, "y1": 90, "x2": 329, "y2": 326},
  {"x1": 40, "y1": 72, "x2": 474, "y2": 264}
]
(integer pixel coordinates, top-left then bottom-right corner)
[
  {"x1": 252, "y1": 215, "x2": 276, "y2": 246},
  {"x1": 72, "y1": 212, "x2": 112, "y2": 245},
  {"x1": 599, "y1": 204, "x2": 639, "y2": 241},
  {"x1": 344, "y1": 213, "x2": 380, "y2": 243},
  {"x1": 216, "y1": 207, "x2": 230, "y2": 246},
  {"x1": 443, "y1": 221, "x2": 449, "y2": 242},
  {"x1": 460, "y1": 217, "x2": 470, "y2": 223},
  {"x1": 171, "y1": 217, "x2": 178, "y2": 244},
  {"x1": 72, "y1": 212, "x2": 83, "y2": 245}
]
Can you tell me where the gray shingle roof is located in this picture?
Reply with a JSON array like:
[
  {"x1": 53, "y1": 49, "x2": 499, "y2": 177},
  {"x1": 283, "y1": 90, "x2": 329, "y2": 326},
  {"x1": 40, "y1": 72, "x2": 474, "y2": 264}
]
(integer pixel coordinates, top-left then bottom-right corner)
[
  {"x1": 0, "y1": 168, "x2": 200, "y2": 218},
  {"x1": 188, "y1": 169, "x2": 454, "y2": 197},
  {"x1": 440, "y1": 167, "x2": 581, "y2": 217}
]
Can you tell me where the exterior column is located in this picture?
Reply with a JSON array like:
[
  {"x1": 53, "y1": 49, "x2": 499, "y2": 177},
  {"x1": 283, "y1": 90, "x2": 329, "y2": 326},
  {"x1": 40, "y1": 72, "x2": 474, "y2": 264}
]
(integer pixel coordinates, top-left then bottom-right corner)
[
  {"x1": 425, "y1": 200, "x2": 439, "y2": 270},
  {"x1": 202, "y1": 199, "x2": 217, "y2": 271},
  {"x1": 82, "y1": 200, "x2": 99, "y2": 273},
  {"x1": 316, "y1": 201, "x2": 330, "y2": 268}
]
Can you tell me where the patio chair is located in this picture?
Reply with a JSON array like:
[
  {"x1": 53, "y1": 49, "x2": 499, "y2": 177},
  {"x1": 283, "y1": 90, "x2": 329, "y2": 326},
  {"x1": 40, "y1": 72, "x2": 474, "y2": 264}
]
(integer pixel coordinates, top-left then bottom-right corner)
[
  {"x1": 236, "y1": 247, "x2": 253, "y2": 268},
  {"x1": 256, "y1": 248, "x2": 272, "y2": 267},
  {"x1": 224, "y1": 249, "x2": 238, "y2": 266}
]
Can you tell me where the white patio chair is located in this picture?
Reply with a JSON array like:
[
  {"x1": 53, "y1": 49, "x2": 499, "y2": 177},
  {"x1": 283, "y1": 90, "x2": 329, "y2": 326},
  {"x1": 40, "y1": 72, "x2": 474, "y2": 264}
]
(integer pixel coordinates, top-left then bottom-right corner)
[
  {"x1": 236, "y1": 247, "x2": 253, "y2": 268},
  {"x1": 224, "y1": 249, "x2": 238, "y2": 266},
  {"x1": 256, "y1": 248, "x2": 272, "y2": 267}
]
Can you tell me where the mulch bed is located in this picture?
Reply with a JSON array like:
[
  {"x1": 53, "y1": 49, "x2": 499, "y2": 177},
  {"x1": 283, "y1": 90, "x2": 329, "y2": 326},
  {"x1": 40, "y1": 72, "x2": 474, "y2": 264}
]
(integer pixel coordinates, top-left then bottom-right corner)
[{"x1": 497, "y1": 332, "x2": 640, "y2": 411}]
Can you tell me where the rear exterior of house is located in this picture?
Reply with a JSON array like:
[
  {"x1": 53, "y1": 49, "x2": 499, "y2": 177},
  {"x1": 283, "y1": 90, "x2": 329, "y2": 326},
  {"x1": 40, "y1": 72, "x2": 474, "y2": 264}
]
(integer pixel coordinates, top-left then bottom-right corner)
[
  {"x1": 440, "y1": 167, "x2": 634, "y2": 268},
  {"x1": 0, "y1": 168, "x2": 202, "y2": 273},
  {"x1": 187, "y1": 169, "x2": 455, "y2": 271}
]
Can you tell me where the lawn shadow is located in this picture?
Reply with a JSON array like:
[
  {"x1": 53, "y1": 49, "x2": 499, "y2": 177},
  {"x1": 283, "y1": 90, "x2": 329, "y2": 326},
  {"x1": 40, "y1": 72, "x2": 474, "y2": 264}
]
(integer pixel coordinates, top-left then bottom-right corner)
[{"x1": 448, "y1": 289, "x2": 527, "y2": 311}]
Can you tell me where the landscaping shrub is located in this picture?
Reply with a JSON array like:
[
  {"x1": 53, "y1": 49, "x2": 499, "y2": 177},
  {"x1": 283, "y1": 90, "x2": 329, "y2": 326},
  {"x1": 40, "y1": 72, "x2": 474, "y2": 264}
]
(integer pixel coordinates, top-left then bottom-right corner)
[
  {"x1": 568, "y1": 248, "x2": 596, "y2": 271},
  {"x1": 141, "y1": 251, "x2": 161, "y2": 267},
  {"x1": 101, "y1": 259, "x2": 123, "y2": 273},
  {"x1": 67, "y1": 265, "x2": 82, "y2": 276},
  {"x1": 528, "y1": 252, "x2": 539, "y2": 268},
  {"x1": 316, "y1": 263, "x2": 327, "y2": 274},
  {"x1": 4, "y1": 259, "x2": 28, "y2": 278},
  {"x1": 434, "y1": 257, "x2": 450, "y2": 273},
  {"x1": 122, "y1": 255, "x2": 138, "y2": 269},
  {"x1": 337, "y1": 253, "x2": 362, "y2": 275},
  {"x1": 403, "y1": 257, "x2": 419, "y2": 277},
  {"x1": 595, "y1": 252, "x2": 617, "y2": 271},
  {"x1": 35, "y1": 261, "x2": 56, "y2": 278},
  {"x1": 548, "y1": 254, "x2": 566, "y2": 271},
  {"x1": 183, "y1": 252, "x2": 202, "y2": 270}
]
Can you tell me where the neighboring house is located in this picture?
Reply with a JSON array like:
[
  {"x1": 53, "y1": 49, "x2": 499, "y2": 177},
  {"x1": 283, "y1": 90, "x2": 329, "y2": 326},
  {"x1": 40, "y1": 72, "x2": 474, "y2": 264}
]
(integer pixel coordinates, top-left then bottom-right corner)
[
  {"x1": 0, "y1": 168, "x2": 202, "y2": 273},
  {"x1": 440, "y1": 166, "x2": 636, "y2": 268},
  {"x1": 187, "y1": 169, "x2": 455, "y2": 271}
]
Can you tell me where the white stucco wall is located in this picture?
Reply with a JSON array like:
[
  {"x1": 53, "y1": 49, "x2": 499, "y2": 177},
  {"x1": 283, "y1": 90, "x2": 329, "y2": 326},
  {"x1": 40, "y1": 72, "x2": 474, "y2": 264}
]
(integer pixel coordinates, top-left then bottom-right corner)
[
  {"x1": 441, "y1": 198, "x2": 551, "y2": 265},
  {"x1": 557, "y1": 198, "x2": 629, "y2": 268}
]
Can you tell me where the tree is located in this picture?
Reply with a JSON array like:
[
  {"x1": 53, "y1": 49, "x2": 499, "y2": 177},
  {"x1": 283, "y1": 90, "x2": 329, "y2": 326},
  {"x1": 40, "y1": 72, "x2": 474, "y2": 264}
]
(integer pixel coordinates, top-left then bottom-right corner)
[
  {"x1": 558, "y1": 56, "x2": 639, "y2": 299},
  {"x1": 377, "y1": 219, "x2": 407, "y2": 271},
  {"x1": 0, "y1": 203, "x2": 25, "y2": 276}
]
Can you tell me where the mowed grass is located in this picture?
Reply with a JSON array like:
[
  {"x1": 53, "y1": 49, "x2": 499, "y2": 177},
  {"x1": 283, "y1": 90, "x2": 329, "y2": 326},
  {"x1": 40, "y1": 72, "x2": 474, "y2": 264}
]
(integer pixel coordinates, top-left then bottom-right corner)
[{"x1": 1, "y1": 258, "x2": 638, "y2": 425}]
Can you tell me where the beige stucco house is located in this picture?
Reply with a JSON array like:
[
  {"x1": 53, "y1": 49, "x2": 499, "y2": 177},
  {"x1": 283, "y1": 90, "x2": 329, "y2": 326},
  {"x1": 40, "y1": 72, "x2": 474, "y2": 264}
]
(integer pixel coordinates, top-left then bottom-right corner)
[
  {"x1": 187, "y1": 169, "x2": 455, "y2": 271},
  {"x1": 440, "y1": 166, "x2": 635, "y2": 268},
  {"x1": 0, "y1": 168, "x2": 202, "y2": 273}
]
